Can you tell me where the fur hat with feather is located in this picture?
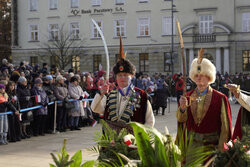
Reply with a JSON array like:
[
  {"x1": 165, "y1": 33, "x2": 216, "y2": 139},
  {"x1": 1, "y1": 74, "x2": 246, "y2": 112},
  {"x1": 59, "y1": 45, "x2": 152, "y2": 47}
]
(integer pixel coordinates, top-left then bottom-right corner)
[
  {"x1": 189, "y1": 49, "x2": 216, "y2": 85},
  {"x1": 113, "y1": 37, "x2": 136, "y2": 75}
]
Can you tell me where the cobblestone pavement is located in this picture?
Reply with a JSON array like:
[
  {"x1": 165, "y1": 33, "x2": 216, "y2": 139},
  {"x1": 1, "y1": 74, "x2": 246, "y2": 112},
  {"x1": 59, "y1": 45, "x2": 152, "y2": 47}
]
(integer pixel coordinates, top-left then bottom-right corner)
[{"x1": 0, "y1": 102, "x2": 240, "y2": 167}]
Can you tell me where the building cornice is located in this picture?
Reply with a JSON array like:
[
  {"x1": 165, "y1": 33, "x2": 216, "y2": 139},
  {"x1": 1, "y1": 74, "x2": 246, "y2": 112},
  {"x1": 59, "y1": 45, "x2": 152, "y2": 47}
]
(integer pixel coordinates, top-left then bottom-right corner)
[
  {"x1": 236, "y1": 6, "x2": 250, "y2": 10},
  {"x1": 136, "y1": 10, "x2": 151, "y2": 13},
  {"x1": 193, "y1": 7, "x2": 217, "y2": 13},
  {"x1": 47, "y1": 16, "x2": 60, "y2": 19}
]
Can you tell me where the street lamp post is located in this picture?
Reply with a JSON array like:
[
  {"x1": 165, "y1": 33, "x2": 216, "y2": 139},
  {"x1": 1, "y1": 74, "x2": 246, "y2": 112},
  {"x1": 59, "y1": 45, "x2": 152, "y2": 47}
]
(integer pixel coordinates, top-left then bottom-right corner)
[
  {"x1": 166, "y1": 0, "x2": 177, "y2": 75},
  {"x1": 171, "y1": 0, "x2": 174, "y2": 75}
]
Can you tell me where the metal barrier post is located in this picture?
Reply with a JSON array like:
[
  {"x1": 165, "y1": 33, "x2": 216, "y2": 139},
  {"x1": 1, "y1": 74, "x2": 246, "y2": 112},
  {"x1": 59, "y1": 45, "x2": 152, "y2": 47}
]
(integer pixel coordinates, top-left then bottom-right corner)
[
  {"x1": 53, "y1": 101, "x2": 57, "y2": 134},
  {"x1": 168, "y1": 98, "x2": 171, "y2": 113}
]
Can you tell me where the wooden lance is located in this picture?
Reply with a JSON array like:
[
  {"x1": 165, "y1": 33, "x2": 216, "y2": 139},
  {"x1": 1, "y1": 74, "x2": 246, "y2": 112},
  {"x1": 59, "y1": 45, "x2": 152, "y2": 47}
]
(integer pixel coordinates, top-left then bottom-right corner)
[{"x1": 176, "y1": 20, "x2": 187, "y2": 95}]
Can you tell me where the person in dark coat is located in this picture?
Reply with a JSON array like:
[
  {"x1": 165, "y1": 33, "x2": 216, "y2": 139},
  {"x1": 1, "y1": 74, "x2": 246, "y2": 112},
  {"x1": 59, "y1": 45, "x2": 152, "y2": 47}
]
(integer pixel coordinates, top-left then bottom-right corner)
[
  {"x1": 6, "y1": 81, "x2": 22, "y2": 142},
  {"x1": 42, "y1": 75, "x2": 57, "y2": 133},
  {"x1": 31, "y1": 78, "x2": 49, "y2": 136},
  {"x1": 16, "y1": 76, "x2": 32, "y2": 138},
  {"x1": 153, "y1": 82, "x2": 170, "y2": 115}
]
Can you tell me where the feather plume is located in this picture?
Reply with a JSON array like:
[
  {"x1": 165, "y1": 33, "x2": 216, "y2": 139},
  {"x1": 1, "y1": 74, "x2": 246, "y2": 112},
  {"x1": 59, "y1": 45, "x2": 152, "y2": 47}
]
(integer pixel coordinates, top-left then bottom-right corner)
[
  {"x1": 119, "y1": 36, "x2": 126, "y2": 61},
  {"x1": 197, "y1": 48, "x2": 204, "y2": 64}
]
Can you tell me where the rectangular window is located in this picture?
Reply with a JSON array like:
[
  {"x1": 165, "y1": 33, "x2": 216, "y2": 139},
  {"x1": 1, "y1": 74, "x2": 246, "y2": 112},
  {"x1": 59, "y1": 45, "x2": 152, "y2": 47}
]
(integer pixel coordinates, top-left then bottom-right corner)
[
  {"x1": 242, "y1": 13, "x2": 250, "y2": 32},
  {"x1": 139, "y1": 53, "x2": 149, "y2": 72},
  {"x1": 138, "y1": 18, "x2": 150, "y2": 36},
  {"x1": 92, "y1": 21, "x2": 102, "y2": 38},
  {"x1": 30, "y1": 56, "x2": 38, "y2": 66},
  {"x1": 50, "y1": 56, "x2": 59, "y2": 67},
  {"x1": 243, "y1": 50, "x2": 250, "y2": 71},
  {"x1": 70, "y1": 22, "x2": 80, "y2": 39},
  {"x1": 162, "y1": 16, "x2": 176, "y2": 35},
  {"x1": 48, "y1": 24, "x2": 59, "y2": 40},
  {"x1": 114, "y1": 19, "x2": 126, "y2": 37},
  {"x1": 49, "y1": 0, "x2": 58, "y2": 10},
  {"x1": 164, "y1": 52, "x2": 172, "y2": 72},
  {"x1": 29, "y1": 0, "x2": 38, "y2": 11},
  {"x1": 92, "y1": 0, "x2": 101, "y2": 6},
  {"x1": 93, "y1": 55, "x2": 102, "y2": 72},
  {"x1": 199, "y1": 15, "x2": 213, "y2": 34},
  {"x1": 29, "y1": 24, "x2": 39, "y2": 41},
  {"x1": 115, "y1": 0, "x2": 124, "y2": 5},
  {"x1": 71, "y1": 0, "x2": 79, "y2": 8},
  {"x1": 72, "y1": 55, "x2": 80, "y2": 72}
]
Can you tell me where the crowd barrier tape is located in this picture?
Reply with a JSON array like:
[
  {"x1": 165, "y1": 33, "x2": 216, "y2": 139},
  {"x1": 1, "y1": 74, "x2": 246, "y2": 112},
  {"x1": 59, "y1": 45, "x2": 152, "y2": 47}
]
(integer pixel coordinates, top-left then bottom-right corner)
[
  {"x1": 0, "y1": 93, "x2": 155, "y2": 116},
  {"x1": 0, "y1": 98, "x2": 94, "y2": 116}
]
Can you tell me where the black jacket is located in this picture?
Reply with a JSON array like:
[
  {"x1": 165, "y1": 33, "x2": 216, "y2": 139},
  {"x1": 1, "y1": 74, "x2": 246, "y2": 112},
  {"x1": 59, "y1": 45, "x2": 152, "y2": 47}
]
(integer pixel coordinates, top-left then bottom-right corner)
[{"x1": 16, "y1": 84, "x2": 32, "y2": 109}]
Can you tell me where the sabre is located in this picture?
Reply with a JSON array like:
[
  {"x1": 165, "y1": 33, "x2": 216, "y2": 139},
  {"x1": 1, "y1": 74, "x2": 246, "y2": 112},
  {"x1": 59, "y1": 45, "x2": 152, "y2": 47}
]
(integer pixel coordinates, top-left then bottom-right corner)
[
  {"x1": 176, "y1": 20, "x2": 187, "y2": 95},
  {"x1": 91, "y1": 19, "x2": 110, "y2": 82},
  {"x1": 224, "y1": 84, "x2": 250, "y2": 95},
  {"x1": 91, "y1": 19, "x2": 110, "y2": 113}
]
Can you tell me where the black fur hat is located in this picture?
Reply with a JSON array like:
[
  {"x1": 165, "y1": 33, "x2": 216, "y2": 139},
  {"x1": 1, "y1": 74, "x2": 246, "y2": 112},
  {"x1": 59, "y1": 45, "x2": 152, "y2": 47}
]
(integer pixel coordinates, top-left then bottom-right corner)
[{"x1": 113, "y1": 37, "x2": 136, "y2": 75}]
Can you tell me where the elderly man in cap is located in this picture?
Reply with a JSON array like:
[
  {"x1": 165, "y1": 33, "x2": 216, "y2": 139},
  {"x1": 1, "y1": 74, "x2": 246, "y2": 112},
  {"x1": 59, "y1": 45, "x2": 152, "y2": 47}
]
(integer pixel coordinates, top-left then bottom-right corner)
[
  {"x1": 177, "y1": 52, "x2": 232, "y2": 152},
  {"x1": 91, "y1": 38, "x2": 155, "y2": 127}
]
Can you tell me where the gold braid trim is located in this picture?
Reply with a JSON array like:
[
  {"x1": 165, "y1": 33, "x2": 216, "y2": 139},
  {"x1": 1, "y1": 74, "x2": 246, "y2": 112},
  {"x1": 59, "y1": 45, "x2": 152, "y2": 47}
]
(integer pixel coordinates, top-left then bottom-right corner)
[{"x1": 190, "y1": 86, "x2": 213, "y2": 126}]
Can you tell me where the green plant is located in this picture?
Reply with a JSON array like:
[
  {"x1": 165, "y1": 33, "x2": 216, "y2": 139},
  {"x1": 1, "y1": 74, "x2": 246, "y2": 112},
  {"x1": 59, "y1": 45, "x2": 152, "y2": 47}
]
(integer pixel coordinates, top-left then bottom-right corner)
[
  {"x1": 214, "y1": 139, "x2": 250, "y2": 167},
  {"x1": 176, "y1": 126, "x2": 215, "y2": 166},
  {"x1": 50, "y1": 139, "x2": 96, "y2": 167},
  {"x1": 127, "y1": 122, "x2": 215, "y2": 167},
  {"x1": 89, "y1": 120, "x2": 139, "y2": 165},
  {"x1": 50, "y1": 122, "x2": 217, "y2": 167}
]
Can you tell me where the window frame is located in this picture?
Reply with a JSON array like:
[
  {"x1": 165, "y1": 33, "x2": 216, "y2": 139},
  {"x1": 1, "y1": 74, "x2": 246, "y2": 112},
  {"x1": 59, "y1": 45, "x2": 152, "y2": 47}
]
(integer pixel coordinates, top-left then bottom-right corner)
[
  {"x1": 72, "y1": 55, "x2": 80, "y2": 72},
  {"x1": 48, "y1": 23, "x2": 59, "y2": 41},
  {"x1": 139, "y1": 53, "x2": 149, "y2": 72},
  {"x1": 92, "y1": 0, "x2": 102, "y2": 6},
  {"x1": 29, "y1": 24, "x2": 39, "y2": 41},
  {"x1": 29, "y1": 0, "x2": 38, "y2": 11},
  {"x1": 114, "y1": 19, "x2": 126, "y2": 37},
  {"x1": 162, "y1": 15, "x2": 176, "y2": 35},
  {"x1": 164, "y1": 52, "x2": 172, "y2": 72},
  {"x1": 69, "y1": 22, "x2": 80, "y2": 40},
  {"x1": 93, "y1": 55, "x2": 102, "y2": 72},
  {"x1": 137, "y1": 17, "x2": 150, "y2": 37},
  {"x1": 30, "y1": 56, "x2": 38, "y2": 66},
  {"x1": 91, "y1": 20, "x2": 103, "y2": 39},
  {"x1": 71, "y1": 0, "x2": 79, "y2": 8},
  {"x1": 242, "y1": 50, "x2": 250, "y2": 71},
  {"x1": 242, "y1": 12, "x2": 250, "y2": 32},
  {"x1": 115, "y1": 0, "x2": 125, "y2": 5},
  {"x1": 199, "y1": 15, "x2": 213, "y2": 34},
  {"x1": 49, "y1": 0, "x2": 58, "y2": 10}
]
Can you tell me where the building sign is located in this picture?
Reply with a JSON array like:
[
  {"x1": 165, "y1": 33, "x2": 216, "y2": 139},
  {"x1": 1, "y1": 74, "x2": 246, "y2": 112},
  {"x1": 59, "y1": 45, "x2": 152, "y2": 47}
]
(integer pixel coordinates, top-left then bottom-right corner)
[{"x1": 71, "y1": 7, "x2": 124, "y2": 16}]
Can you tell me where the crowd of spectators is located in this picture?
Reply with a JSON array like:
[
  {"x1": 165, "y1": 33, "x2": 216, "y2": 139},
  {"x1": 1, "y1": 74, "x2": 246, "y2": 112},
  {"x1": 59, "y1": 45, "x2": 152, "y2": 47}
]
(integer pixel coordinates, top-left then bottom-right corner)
[{"x1": 0, "y1": 58, "x2": 249, "y2": 145}]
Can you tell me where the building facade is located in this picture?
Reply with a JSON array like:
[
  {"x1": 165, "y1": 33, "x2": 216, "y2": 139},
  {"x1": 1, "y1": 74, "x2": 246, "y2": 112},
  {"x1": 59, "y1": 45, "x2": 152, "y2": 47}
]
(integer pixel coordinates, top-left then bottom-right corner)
[{"x1": 11, "y1": 0, "x2": 250, "y2": 74}]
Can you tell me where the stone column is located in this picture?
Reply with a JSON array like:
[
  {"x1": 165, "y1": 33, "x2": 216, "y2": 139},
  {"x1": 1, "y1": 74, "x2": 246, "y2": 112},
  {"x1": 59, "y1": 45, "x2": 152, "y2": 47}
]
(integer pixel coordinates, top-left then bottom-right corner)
[
  {"x1": 224, "y1": 48, "x2": 230, "y2": 74},
  {"x1": 189, "y1": 49, "x2": 194, "y2": 70},
  {"x1": 216, "y1": 48, "x2": 221, "y2": 74}
]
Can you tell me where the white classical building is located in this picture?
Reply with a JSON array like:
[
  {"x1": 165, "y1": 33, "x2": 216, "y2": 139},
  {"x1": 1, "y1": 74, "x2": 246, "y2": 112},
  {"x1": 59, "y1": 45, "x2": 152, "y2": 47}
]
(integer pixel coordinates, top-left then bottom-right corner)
[{"x1": 11, "y1": 0, "x2": 250, "y2": 74}]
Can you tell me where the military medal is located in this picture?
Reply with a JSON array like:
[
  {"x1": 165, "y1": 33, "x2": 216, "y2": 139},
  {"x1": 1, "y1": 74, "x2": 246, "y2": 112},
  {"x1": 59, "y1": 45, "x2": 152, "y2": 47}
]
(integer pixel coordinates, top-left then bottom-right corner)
[{"x1": 118, "y1": 84, "x2": 131, "y2": 101}]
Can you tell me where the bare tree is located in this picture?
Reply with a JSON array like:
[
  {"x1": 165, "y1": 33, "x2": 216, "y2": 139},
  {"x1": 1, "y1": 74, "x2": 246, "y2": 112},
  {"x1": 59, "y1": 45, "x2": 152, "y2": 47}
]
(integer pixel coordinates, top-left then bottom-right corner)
[
  {"x1": 0, "y1": 0, "x2": 11, "y2": 61},
  {"x1": 39, "y1": 24, "x2": 85, "y2": 70}
]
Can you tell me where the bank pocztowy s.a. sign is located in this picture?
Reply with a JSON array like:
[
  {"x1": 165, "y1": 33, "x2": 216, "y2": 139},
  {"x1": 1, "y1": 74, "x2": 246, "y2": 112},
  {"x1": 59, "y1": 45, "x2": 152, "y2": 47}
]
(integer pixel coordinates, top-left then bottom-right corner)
[{"x1": 71, "y1": 7, "x2": 124, "y2": 16}]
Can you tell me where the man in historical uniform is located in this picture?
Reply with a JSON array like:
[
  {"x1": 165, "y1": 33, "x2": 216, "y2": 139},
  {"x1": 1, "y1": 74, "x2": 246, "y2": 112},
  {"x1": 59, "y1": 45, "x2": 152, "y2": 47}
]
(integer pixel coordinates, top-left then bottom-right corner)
[
  {"x1": 91, "y1": 38, "x2": 155, "y2": 127},
  {"x1": 227, "y1": 84, "x2": 250, "y2": 144},
  {"x1": 176, "y1": 54, "x2": 232, "y2": 152}
]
